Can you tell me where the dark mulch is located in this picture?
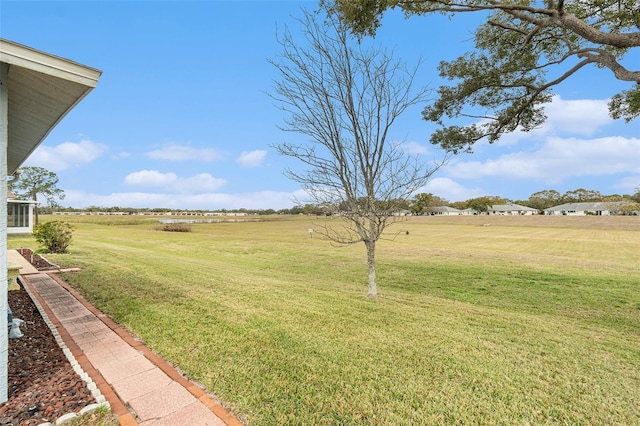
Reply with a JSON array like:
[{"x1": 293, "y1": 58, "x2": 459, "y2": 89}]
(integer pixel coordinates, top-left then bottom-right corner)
[
  {"x1": 15, "y1": 249, "x2": 59, "y2": 271},
  {"x1": 0, "y1": 253, "x2": 96, "y2": 426}
]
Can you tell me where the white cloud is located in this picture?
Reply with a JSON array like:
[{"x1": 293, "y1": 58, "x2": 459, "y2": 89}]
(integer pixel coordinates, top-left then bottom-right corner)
[
  {"x1": 124, "y1": 170, "x2": 226, "y2": 194},
  {"x1": 63, "y1": 190, "x2": 173, "y2": 209},
  {"x1": 125, "y1": 170, "x2": 178, "y2": 187},
  {"x1": 62, "y1": 189, "x2": 303, "y2": 210},
  {"x1": 401, "y1": 141, "x2": 429, "y2": 155},
  {"x1": 236, "y1": 150, "x2": 267, "y2": 167},
  {"x1": 26, "y1": 139, "x2": 108, "y2": 171},
  {"x1": 447, "y1": 136, "x2": 640, "y2": 183},
  {"x1": 183, "y1": 190, "x2": 302, "y2": 209},
  {"x1": 416, "y1": 177, "x2": 485, "y2": 202},
  {"x1": 544, "y1": 96, "x2": 612, "y2": 136},
  {"x1": 612, "y1": 175, "x2": 640, "y2": 193},
  {"x1": 147, "y1": 144, "x2": 223, "y2": 162},
  {"x1": 474, "y1": 96, "x2": 615, "y2": 148},
  {"x1": 169, "y1": 173, "x2": 227, "y2": 193}
]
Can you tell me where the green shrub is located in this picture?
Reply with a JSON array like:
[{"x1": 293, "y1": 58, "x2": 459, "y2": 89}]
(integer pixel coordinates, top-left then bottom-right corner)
[{"x1": 33, "y1": 221, "x2": 74, "y2": 253}]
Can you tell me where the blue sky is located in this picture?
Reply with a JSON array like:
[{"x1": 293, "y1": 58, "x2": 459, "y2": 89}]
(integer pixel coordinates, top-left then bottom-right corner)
[{"x1": 2, "y1": 1, "x2": 638, "y2": 210}]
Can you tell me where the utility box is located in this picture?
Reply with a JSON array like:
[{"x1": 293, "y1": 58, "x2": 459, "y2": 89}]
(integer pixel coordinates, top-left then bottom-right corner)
[{"x1": 7, "y1": 262, "x2": 22, "y2": 291}]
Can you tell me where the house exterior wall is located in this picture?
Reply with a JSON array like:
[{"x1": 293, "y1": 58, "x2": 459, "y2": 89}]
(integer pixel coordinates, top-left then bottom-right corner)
[
  {"x1": 1, "y1": 37, "x2": 102, "y2": 404},
  {"x1": 1, "y1": 61, "x2": 9, "y2": 403},
  {"x1": 542, "y1": 202, "x2": 633, "y2": 215},
  {"x1": 495, "y1": 210, "x2": 536, "y2": 215},
  {"x1": 487, "y1": 205, "x2": 538, "y2": 215},
  {"x1": 428, "y1": 207, "x2": 462, "y2": 216},
  {"x1": 545, "y1": 209, "x2": 611, "y2": 216}
]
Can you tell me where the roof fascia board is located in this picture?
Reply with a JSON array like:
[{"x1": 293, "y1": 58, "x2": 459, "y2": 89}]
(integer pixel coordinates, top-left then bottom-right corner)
[
  {"x1": 8, "y1": 198, "x2": 38, "y2": 204},
  {"x1": 0, "y1": 38, "x2": 102, "y2": 87}
]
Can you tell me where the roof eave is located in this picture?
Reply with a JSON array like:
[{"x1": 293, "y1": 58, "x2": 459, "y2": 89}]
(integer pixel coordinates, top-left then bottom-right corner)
[
  {"x1": 1, "y1": 38, "x2": 102, "y2": 174},
  {"x1": 0, "y1": 38, "x2": 102, "y2": 87}
]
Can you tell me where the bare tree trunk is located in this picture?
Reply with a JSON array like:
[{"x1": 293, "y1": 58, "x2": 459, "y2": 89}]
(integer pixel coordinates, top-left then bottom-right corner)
[
  {"x1": 32, "y1": 194, "x2": 39, "y2": 225},
  {"x1": 271, "y1": 8, "x2": 442, "y2": 297},
  {"x1": 365, "y1": 240, "x2": 377, "y2": 298}
]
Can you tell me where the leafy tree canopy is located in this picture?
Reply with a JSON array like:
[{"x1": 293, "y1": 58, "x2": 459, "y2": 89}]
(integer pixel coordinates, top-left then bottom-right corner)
[
  {"x1": 561, "y1": 188, "x2": 604, "y2": 202},
  {"x1": 527, "y1": 189, "x2": 563, "y2": 210},
  {"x1": 465, "y1": 195, "x2": 508, "y2": 212},
  {"x1": 409, "y1": 192, "x2": 449, "y2": 214},
  {"x1": 10, "y1": 166, "x2": 65, "y2": 224},
  {"x1": 632, "y1": 186, "x2": 640, "y2": 203},
  {"x1": 10, "y1": 166, "x2": 64, "y2": 204},
  {"x1": 333, "y1": 0, "x2": 640, "y2": 153}
]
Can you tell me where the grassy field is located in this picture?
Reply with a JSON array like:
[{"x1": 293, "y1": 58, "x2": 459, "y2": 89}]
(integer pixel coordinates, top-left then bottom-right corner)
[{"x1": 9, "y1": 215, "x2": 640, "y2": 425}]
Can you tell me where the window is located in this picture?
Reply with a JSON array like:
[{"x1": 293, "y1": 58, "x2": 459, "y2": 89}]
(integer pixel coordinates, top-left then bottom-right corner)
[{"x1": 8, "y1": 203, "x2": 29, "y2": 228}]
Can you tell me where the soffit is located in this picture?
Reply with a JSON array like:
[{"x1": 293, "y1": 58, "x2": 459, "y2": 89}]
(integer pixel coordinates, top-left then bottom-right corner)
[{"x1": 0, "y1": 38, "x2": 102, "y2": 174}]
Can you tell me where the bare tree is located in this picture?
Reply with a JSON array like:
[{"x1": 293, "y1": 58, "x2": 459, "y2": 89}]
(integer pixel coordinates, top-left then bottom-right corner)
[{"x1": 270, "y1": 7, "x2": 444, "y2": 298}]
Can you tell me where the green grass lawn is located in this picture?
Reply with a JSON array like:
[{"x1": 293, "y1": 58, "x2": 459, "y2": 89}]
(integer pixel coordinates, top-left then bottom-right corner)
[{"x1": 10, "y1": 215, "x2": 640, "y2": 425}]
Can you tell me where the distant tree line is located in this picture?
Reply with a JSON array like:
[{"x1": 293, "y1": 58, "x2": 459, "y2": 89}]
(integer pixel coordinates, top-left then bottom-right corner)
[
  {"x1": 282, "y1": 188, "x2": 640, "y2": 216},
  {"x1": 42, "y1": 206, "x2": 280, "y2": 216},
  {"x1": 37, "y1": 186, "x2": 640, "y2": 217},
  {"x1": 410, "y1": 187, "x2": 640, "y2": 215}
]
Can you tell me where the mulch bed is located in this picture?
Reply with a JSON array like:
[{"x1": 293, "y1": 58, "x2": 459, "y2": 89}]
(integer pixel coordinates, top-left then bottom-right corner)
[
  {"x1": 0, "y1": 252, "x2": 96, "y2": 426},
  {"x1": 15, "y1": 249, "x2": 59, "y2": 271}
]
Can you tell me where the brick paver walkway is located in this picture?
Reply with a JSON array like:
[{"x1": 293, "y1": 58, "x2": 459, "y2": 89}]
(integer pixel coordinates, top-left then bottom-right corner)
[{"x1": 21, "y1": 272, "x2": 241, "y2": 426}]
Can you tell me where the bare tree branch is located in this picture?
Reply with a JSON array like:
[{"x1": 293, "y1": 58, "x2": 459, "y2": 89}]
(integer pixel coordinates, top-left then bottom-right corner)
[{"x1": 270, "y1": 7, "x2": 445, "y2": 297}]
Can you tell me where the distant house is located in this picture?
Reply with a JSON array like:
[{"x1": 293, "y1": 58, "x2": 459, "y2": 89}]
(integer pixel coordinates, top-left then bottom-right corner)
[
  {"x1": 7, "y1": 191, "x2": 37, "y2": 234},
  {"x1": 460, "y1": 208, "x2": 477, "y2": 215},
  {"x1": 428, "y1": 206, "x2": 462, "y2": 216},
  {"x1": 487, "y1": 204, "x2": 539, "y2": 215},
  {"x1": 544, "y1": 201, "x2": 639, "y2": 216}
]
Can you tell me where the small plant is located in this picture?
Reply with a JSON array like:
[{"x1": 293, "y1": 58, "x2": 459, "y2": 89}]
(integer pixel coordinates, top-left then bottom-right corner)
[
  {"x1": 33, "y1": 221, "x2": 74, "y2": 253},
  {"x1": 155, "y1": 223, "x2": 192, "y2": 232},
  {"x1": 63, "y1": 405, "x2": 117, "y2": 426}
]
